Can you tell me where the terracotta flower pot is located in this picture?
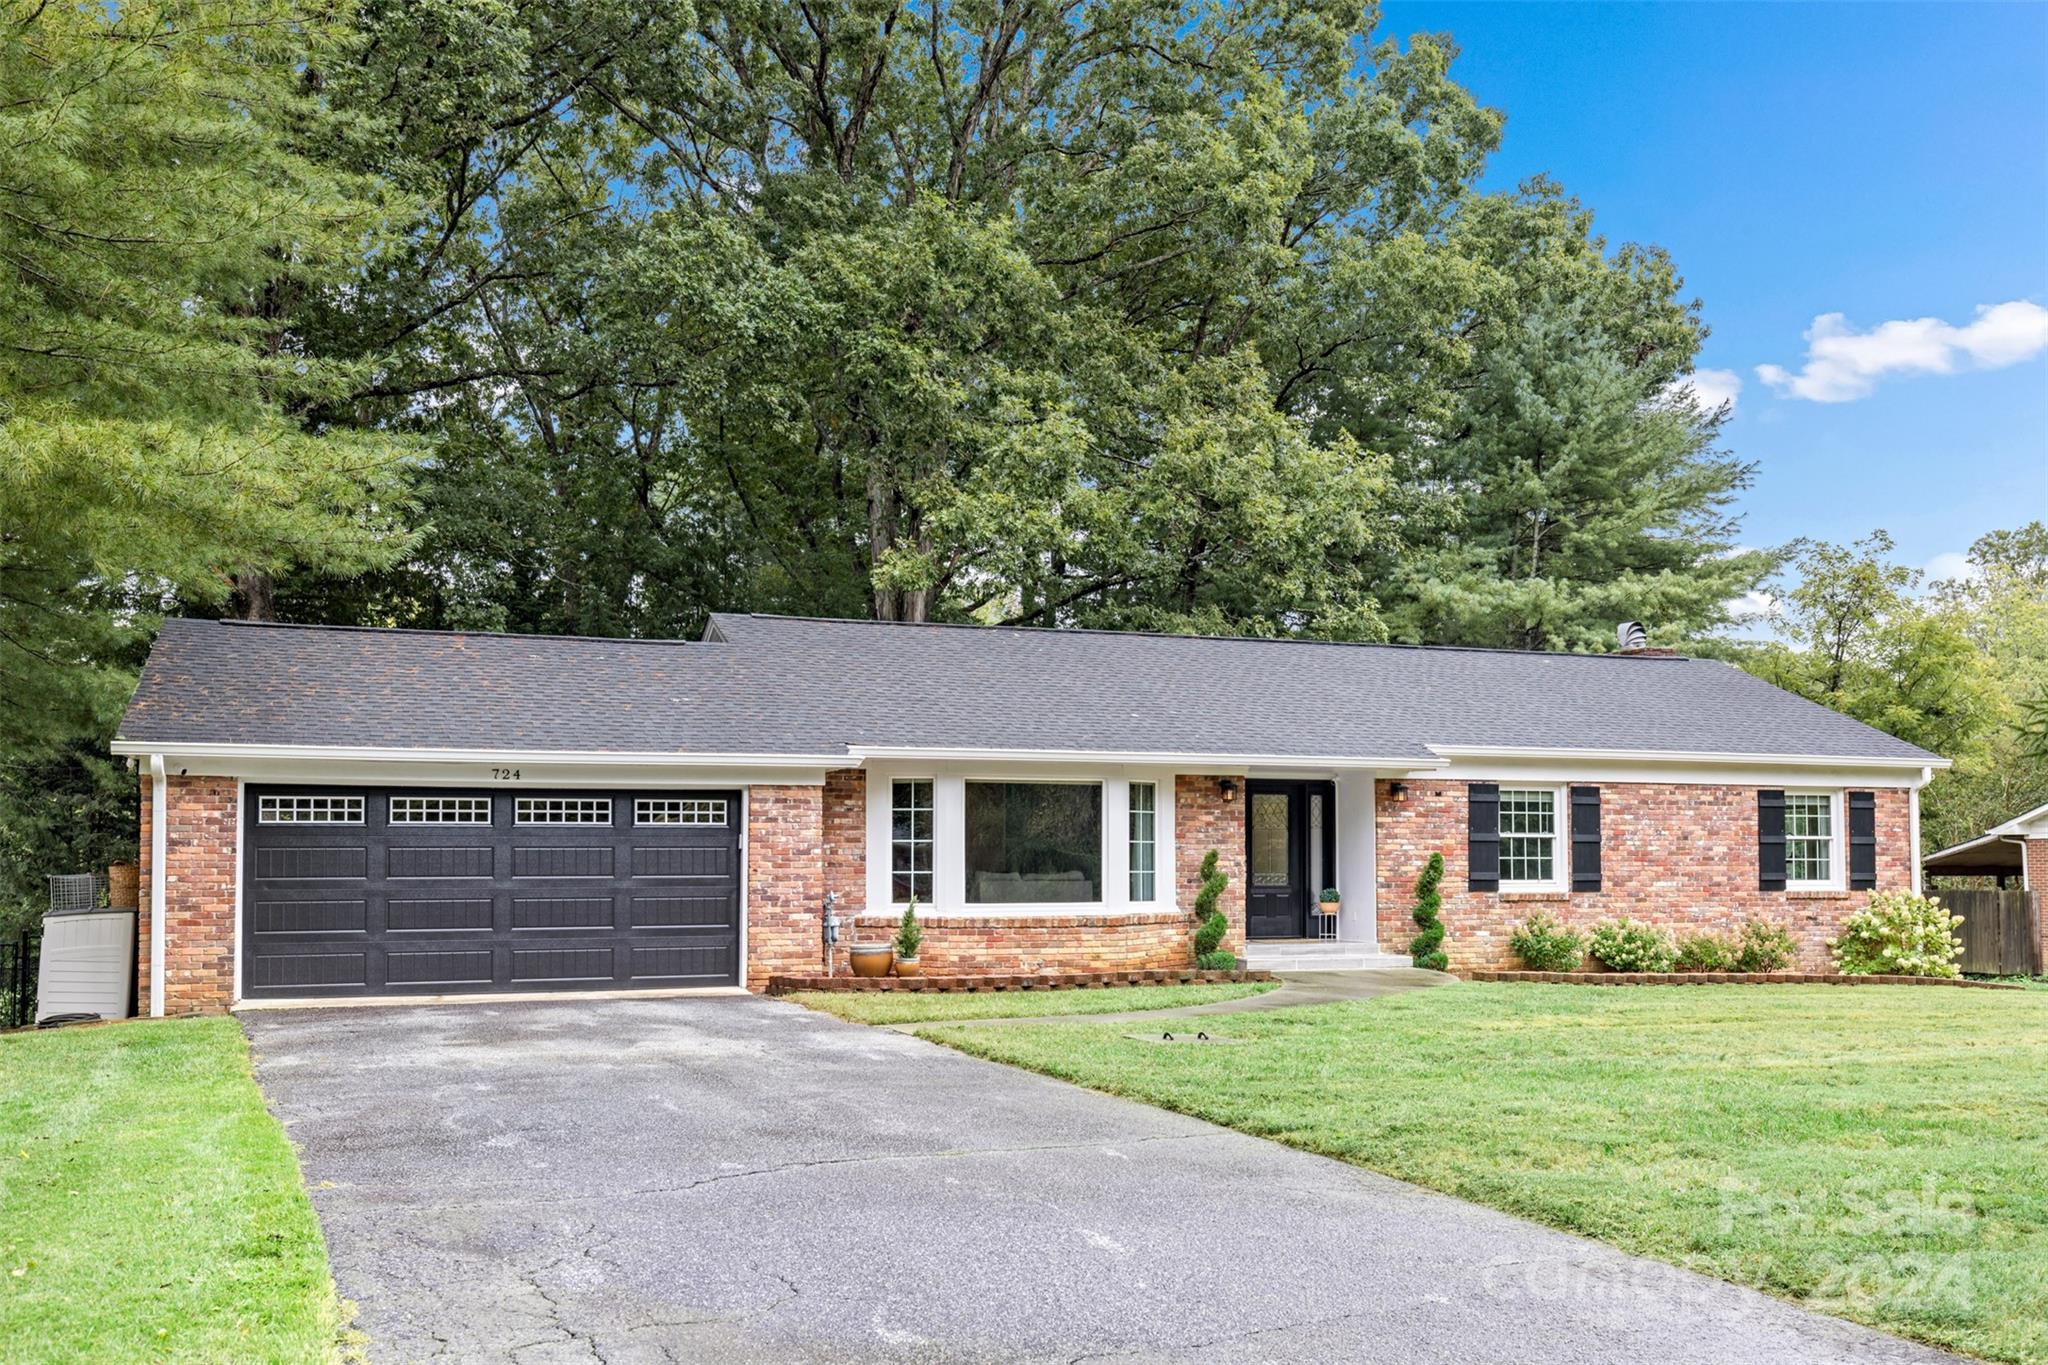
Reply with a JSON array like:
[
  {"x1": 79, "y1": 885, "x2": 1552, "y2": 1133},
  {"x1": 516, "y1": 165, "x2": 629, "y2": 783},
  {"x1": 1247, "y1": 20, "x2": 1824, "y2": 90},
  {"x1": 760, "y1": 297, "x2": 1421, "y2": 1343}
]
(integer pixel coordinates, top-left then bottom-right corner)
[
  {"x1": 893, "y1": 957, "x2": 922, "y2": 979},
  {"x1": 849, "y1": 944, "x2": 894, "y2": 979},
  {"x1": 1319, "y1": 899, "x2": 1341, "y2": 917}
]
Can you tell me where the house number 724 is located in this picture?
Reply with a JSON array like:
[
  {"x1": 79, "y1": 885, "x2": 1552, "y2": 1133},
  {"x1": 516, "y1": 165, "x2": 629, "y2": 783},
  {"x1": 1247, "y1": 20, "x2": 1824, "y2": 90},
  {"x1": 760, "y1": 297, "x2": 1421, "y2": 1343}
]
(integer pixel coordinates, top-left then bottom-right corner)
[{"x1": 490, "y1": 768, "x2": 522, "y2": 781}]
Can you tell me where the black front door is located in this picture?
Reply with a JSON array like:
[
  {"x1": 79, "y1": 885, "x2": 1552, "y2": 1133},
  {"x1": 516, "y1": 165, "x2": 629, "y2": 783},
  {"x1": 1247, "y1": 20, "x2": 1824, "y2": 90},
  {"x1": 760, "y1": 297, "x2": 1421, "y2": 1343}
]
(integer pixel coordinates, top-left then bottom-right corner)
[{"x1": 1246, "y1": 780, "x2": 1335, "y2": 939}]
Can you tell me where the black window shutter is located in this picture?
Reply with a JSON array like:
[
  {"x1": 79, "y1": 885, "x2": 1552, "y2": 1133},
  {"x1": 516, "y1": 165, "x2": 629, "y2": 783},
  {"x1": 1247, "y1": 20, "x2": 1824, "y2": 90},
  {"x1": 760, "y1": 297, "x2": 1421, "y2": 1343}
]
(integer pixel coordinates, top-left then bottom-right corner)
[
  {"x1": 1468, "y1": 783, "x2": 1500, "y2": 891},
  {"x1": 1570, "y1": 786, "x2": 1602, "y2": 892},
  {"x1": 1758, "y1": 789, "x2": 1787, "y2": 891},
  {"x1": 1848, "y1": 791, "x2": 1877, "y2": 890}
]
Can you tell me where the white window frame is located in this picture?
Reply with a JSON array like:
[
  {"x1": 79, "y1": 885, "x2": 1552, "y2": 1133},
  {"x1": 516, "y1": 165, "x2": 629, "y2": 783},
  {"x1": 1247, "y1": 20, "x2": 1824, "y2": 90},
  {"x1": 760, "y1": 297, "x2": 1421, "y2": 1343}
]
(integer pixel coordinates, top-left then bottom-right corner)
[
  {"x1": 514, "y1": 796, "x2": 613, "y2": 826},
  {"x1": 963, "y1": 777, "x2": 1107, "y2": 908},
  {"x1": 890, "y1": 779, "x2": 935, "y2": 908},
  {"x1": 257, "y1": 794, "x2": 364, "y2": 825},
  {"x1": 1129, "y1": 781, "x2": 1157, "y2": 903},
  {"x1": 388, "y1": 795, "x2": 493, "y2": 825},
  {"x1": 1497, "y1": 785, "x2": 1566, "y2": 892},
  {"x1": 864, "y1": 765, "x2": 1175, "y2": 917},
  {"x1": 1785, "y1": 789, "x2": 1844, "y2": 891},
  {"x1": 634, "y1": 797, "x2": 728, "y2": 827}
]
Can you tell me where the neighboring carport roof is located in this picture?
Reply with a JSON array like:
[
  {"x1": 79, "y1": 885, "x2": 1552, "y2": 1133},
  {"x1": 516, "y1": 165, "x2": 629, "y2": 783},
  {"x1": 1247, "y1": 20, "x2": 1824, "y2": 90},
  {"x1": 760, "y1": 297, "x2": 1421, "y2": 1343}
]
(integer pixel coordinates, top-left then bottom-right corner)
[
  {"x1": 1922, "y1": 799, "x2": 2048, "y2": 877},
  {"x1": 113, "y1": 613, "x2": 1948, "y2": 767}
]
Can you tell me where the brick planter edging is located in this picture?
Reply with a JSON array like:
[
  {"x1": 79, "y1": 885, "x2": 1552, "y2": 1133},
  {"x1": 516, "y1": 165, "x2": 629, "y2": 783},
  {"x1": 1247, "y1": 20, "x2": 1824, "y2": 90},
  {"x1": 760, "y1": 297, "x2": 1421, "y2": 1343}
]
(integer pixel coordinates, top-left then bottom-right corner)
[
  {"x1": 767, "y1": 968, "x2": 1275, "y2": 995},
  {"x1": 1466, "y1": 970, "x2": 2022, "y2": 990}
]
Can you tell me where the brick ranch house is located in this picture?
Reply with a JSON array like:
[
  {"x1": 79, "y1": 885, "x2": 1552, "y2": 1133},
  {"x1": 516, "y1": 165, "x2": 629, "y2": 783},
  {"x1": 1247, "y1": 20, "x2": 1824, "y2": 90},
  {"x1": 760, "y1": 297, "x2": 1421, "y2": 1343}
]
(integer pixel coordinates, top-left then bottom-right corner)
[{"x1": 113, "y1": 614, "x2": 1946, "y2": 1015}]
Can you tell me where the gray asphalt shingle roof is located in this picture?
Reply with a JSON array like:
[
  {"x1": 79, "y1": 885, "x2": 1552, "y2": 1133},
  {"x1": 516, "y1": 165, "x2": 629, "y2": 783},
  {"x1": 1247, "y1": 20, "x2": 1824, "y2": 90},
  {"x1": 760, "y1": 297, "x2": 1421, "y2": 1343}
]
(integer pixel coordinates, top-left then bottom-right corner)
[{"x1": 114, "y1": 613, "x2": 1942, "y2": 765}]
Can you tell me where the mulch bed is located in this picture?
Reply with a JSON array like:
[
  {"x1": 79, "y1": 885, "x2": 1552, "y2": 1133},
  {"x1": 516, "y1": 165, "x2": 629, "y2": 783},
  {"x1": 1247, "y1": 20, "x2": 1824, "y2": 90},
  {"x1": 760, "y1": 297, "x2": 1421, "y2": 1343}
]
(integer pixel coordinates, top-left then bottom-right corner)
[
  {"x1": 1466, "y1": 970, "x2": 2022, "y2": 990},
  {"x1": 767, "y1": 968, "x2": 1274, "y2": 995}
]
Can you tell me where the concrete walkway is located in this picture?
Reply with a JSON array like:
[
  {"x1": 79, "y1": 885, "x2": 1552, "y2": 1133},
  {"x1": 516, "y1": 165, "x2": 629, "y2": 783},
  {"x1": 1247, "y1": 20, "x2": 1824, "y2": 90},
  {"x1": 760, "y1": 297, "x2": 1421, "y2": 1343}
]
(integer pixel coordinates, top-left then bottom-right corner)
[
  {"x1": 245, "y1": 995, "x2": 1953, "y2": 1364},
  {"x1": 881, "y1": 967, "x2": 1453, "y2": 1032}
]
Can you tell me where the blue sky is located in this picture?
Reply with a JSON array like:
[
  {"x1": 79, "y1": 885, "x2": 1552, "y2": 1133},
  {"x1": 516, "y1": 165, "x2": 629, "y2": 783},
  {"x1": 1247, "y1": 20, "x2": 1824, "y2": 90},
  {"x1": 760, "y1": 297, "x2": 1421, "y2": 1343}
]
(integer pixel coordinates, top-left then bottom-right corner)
[{"x1": 1379, "y1": 0, "x2": 2048, "y2": 589}]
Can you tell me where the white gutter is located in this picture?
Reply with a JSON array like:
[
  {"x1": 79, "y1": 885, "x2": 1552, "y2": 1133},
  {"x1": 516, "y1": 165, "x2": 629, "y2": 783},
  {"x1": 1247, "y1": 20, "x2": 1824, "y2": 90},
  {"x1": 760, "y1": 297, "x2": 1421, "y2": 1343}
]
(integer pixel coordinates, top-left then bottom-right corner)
[
  {"x1": 148, "y1": 754, "x2": 166, "y2": 1019},
  {"x1": 109, "y1": 740, "x2": 847, "y2": 769},
  {"x1": 1424, "y1": 744, "x2": 1949, "y2": 771},
  {"x1": 843, "y1": 745, "x2": 1446, "y2": 770}
]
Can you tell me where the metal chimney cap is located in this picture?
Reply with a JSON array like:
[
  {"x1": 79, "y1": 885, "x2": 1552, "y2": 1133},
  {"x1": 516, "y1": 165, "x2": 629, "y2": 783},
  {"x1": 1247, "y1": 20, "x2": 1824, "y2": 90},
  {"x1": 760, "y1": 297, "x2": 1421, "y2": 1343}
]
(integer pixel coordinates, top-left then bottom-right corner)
[{"x1": 1616, "y1": 621, "x2": 1649, "y2": 652}]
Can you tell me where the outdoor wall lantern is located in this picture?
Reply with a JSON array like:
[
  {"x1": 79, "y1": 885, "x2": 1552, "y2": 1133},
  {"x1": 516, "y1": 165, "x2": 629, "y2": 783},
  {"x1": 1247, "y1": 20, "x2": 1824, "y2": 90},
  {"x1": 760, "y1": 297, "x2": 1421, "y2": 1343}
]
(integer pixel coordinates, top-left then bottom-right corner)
[
  {"x1": 1389, "y1": 782, "x2": 1408, "y2": 803},
  {"x1": 1218, "y1": 778, "x2": 1239, "y2": 803}
]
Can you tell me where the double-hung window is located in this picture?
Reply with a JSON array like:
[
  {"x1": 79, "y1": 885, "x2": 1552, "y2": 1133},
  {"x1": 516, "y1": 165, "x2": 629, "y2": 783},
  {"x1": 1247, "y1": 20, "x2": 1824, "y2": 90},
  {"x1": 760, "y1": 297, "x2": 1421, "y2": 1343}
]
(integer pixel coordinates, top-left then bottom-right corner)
[
  {"x1": 1498, "y1": 787, "x2": 1562, "y2": 890},
  {"x1": 1785, "y1": 792, "x2": 1838, "y2": 888},
  {"x1": 891, "y1": 780, "x2": 934, "y2": 905},
  {"x1": 1128, "y1": 783, "x2": 1157, "y2": 902}
]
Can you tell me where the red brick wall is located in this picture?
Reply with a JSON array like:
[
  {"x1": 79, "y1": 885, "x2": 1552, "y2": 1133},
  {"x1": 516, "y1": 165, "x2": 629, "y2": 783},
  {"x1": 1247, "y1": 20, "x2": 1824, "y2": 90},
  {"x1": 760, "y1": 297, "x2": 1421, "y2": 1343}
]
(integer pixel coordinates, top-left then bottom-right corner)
[
  {"x1": 1376, "y1": 779, "x2": 1915, "y2": 972},
  {"x1": 136, "y1": 774, "x2": 237, "y2": 1015},
  {"x1": 1176, "y1": 775, "x2": 1247, "y2": 955},
  {"x1": 847, "y1": 911, "x2": 1192, "y2": 974},
  {"x1": 2026, "y1": 838, "x2": 2048, "y2": 973},
  {"x1": 745, "y1": 784, "x2": 828, "y2": 990},
  {"x1": 823, "y1": 768, "x2": 865, "y2": 919}
]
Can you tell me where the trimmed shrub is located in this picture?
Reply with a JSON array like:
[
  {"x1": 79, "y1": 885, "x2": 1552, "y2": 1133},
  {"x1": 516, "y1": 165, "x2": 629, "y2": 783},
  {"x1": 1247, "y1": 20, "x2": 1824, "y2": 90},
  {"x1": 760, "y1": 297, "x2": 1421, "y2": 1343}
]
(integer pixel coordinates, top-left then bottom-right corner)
[
  {"x1": 1588, "y1": 917, "x2": 1677, "y2": 973},
  {"x1": 1196, "y1": 950, "x2": 1239, "y2": 971},
  {"x1": 1733, "y1": 919, "x2": 1796, "y2": 973},
  {"x1": 1191, "y1": 849, "x2": 1229, "y2": 960},
  {"x1": 1829, "y1": 891, "x2": 1963, "y2": 977},
  {"x1": 1508, "y1": 911, "x2": 1584, "y2": 971},
  {"x1": 1673, "y1": 932, "x2": 1734, "y2": 973},
  {"x1": 1409, "y1": 852, "x2": 1448, "y2": 970},
  {"x1": 893, "y1": 901, "x2": 923, "y2": 959}
]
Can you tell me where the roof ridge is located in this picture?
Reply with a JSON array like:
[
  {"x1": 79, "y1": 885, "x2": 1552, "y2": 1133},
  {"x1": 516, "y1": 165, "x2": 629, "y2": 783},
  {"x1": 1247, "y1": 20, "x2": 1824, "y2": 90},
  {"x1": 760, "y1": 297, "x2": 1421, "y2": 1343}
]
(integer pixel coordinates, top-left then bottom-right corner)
[
  {"x1": 724, "y1": 613, "x2": 1694, "y2": 662},
  {"x1": 200, "y1": 619, "x2": 704, "y2": 647}
]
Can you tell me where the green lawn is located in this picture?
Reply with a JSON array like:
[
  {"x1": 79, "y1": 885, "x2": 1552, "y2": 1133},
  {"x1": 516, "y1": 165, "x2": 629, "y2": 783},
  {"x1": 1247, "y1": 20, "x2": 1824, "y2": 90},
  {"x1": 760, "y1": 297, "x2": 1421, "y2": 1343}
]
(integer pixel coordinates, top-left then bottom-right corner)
[
  {"x1": 0, "y1": 1019, "x2": 344, "y2": 1364},
  {"x1": 786, "y1": 979, "x2": 1277, "y2": 1024},
  {"x1": 924, "y1": 983, "x2": 2048, "y2": 1363}
]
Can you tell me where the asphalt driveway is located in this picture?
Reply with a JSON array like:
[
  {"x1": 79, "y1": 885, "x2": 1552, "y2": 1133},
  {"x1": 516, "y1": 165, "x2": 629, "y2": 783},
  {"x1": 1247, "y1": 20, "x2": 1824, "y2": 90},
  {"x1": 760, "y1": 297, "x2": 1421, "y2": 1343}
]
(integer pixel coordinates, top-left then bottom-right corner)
[{"x1": 243, "y1": 997, "x2": 1951, "y2": 1364}]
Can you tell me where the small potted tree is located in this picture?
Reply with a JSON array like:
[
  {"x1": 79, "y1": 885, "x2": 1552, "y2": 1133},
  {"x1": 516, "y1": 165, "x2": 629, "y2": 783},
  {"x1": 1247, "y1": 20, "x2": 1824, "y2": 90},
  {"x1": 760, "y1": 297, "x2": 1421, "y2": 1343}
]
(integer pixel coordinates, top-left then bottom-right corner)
[
  {"x1": 892, "y1": 900, "x2": 924, "y2": 978},
  {"x1": 1316, "y1": 887, "x2": 1340, "y2": 940}
]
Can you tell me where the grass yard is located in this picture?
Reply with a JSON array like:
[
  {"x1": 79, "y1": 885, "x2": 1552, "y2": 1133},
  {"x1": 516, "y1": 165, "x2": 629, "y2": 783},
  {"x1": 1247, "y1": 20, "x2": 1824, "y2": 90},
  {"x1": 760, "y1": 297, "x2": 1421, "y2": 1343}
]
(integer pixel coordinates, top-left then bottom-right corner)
[
  {"x1": 0, "y1": 1018, "x2": 343, "y2": 1364},
  {"x1": 925, "y1": 983, "x2": 2048, "y2": 1363},
  {"x1": 787, "y1": 979, "x2": 1277, "y2": 1024}
]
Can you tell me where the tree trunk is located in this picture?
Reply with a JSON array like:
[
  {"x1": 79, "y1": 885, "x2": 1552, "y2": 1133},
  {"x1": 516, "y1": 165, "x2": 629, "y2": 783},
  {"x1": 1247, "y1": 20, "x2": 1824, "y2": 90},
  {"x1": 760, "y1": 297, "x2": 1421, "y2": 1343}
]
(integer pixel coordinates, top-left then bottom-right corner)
[{"x1": 229, "y1": 571, "x2": 276, "y2": 621}]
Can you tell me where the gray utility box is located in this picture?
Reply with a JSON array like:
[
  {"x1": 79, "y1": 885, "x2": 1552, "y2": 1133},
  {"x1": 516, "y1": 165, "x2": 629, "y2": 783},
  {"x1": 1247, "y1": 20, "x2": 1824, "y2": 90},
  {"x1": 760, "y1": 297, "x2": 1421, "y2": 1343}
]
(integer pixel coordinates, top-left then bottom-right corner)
[{"x1": 37, "y1": 909, "x2": 137, "y2": 1024}]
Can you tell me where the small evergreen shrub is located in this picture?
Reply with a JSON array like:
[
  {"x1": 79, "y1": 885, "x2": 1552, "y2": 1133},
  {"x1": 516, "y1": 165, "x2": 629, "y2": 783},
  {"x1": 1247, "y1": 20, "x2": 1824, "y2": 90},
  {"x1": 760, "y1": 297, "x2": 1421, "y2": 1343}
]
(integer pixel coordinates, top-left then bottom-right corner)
[
  {"x1": 1733, "y1": 919, "x2": 1796, "y2": 973},
  {"x1": 1191, "y1": 849, "x2": 1230, "y2": 961},
  {"x1": 1196, "y1": 951, "x2": 1239, "y2": 971},
  {"x1": 1587, "y1": 917, "x2": 1677, "y2": 973},
  {"x1": 1829, "y1": 891, "x2": 1963, "y2": 977},
  {"x1": 1673, "y1": 932, "x2": 1734, "y2": 972},
  {"x1": 1507, "y1": 911, "x2": 1584, "y2": 971},
  {"x1": 1409, "y1": 852, "x2": 1448, "y2": 970},
  {"x1": 893, "y1": 900, "x2": 923, "y2": 959}
]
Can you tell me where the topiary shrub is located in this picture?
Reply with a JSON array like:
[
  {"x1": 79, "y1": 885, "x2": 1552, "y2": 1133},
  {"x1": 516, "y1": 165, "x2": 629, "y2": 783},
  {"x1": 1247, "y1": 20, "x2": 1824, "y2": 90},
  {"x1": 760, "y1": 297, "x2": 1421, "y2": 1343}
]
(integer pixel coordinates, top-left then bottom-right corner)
[
  {"x1": 1508, "y1": 911, "x2": 1584, "y2": 971},
  {"x1": 1733, "y1": 919, "x2": 1796, "y2": 973},
  {"x1": 1409, "y1": 852, "x2": 1448, "y2": 970},
  {"x1": 1587, "y1": 917, "x2": 1677, "y2": 973},
  {"x1": 1673, "y1": 932, "x2": 1734, "y2": 972},
  {"x1": 893, "y1": 900, "x2": 923, "y2": 959},
  {"x1": 1191, "y1": 848, "x2": 1232, "y2": 969},
  {"x1": 1829, "y1": 891, "x2": 1962, "y2": 977}
]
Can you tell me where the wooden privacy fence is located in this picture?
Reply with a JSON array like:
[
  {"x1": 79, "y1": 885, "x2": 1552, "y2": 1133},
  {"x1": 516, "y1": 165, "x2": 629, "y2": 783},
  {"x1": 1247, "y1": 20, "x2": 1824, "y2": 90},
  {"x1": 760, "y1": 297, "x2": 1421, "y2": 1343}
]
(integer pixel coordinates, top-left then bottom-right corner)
[{"x1": 1940, "y1": 888, "x2": 2040, "y2": 977}]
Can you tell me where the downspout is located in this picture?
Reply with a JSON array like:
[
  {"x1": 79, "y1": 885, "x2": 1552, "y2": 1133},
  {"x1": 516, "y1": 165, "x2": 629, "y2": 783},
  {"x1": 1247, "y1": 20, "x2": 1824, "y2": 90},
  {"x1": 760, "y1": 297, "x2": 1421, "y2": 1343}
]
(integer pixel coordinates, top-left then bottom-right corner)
[
  {"x1": 1909, "y1": 768, "x2": 1927, "y2": 894},
  {"x1": 1999, "y1": 837, "x2": 2030, "y2": 891},
  {"x1": 148, "y1": 755, "x2": 167, "y2": 1018}
]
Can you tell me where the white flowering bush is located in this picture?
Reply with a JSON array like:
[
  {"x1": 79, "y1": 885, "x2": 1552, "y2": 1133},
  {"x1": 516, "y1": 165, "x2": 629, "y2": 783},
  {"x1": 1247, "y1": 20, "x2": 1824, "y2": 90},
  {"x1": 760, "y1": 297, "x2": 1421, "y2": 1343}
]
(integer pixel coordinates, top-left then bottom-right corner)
[{"x1": 1828, "y1": 891, "x2": 1964, "y2": 977}]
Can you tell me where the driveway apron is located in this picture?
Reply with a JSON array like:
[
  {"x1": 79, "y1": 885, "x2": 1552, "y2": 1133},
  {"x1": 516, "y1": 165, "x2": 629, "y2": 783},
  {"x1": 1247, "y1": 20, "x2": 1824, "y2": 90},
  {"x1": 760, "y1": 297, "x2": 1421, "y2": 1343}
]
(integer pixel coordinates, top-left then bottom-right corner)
[{"x1": 243, "y1": 997, "x2": 1955, "y2": 1364}]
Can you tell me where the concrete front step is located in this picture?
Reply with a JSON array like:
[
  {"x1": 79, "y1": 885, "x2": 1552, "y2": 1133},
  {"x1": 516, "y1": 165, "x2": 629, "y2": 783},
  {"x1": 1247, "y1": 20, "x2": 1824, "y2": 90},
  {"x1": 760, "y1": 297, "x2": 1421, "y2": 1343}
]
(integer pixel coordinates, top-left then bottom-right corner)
[{"x1": 1243, "y1": 943, "x2": 1416, "y2": 972}]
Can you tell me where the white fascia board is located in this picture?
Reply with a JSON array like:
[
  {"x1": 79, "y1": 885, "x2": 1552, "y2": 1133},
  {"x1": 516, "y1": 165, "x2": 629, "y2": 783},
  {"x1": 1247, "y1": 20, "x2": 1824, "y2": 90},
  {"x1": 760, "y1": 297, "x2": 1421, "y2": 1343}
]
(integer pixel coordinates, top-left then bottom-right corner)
[
  {"x1": 845, "y1": 745, "x2": 1444, "y2": 772},
  {"x1": 1426, "y1": 744, "x2": 1948, "y2": 773},
  {"x1": 1921, "y1": 829, "x2": 2018, "y2": 865},
  {"x1": 109, "y1": 741, "x2": 838, "y2": 787}
]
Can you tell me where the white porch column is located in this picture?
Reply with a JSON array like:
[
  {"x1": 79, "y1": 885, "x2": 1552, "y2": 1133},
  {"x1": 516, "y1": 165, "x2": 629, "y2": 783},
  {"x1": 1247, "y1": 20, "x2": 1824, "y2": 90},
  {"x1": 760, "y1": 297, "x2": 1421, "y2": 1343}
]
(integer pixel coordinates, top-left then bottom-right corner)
[{"x1": 1334, "y1": 771, "x2": 1377, "y2": 948}]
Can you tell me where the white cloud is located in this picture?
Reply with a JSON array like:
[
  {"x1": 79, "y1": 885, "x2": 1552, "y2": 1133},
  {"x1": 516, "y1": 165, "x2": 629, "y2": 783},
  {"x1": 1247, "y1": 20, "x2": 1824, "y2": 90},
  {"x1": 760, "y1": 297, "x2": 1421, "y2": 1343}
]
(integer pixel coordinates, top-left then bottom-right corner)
[
  {"x1": 1725, "y1": 587, "x2": 1777, "y2": 621},
  {"x1": 1756, "y1": 299, "x2": 2048, "y2": 402},
  {"x1": 1920, "y1": 551, "x2": 1977, "y2": 586},
  {"x1": 1663, "y1": 367, "x2": 1742, "y2": 414}
]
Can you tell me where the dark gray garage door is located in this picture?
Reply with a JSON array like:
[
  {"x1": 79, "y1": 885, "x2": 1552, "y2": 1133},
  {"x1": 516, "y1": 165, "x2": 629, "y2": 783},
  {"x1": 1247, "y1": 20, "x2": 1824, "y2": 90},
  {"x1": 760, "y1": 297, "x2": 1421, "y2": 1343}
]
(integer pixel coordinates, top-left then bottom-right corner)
[{"x1": 243, "y1": 787, "x2": 741, "y2": 998}]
